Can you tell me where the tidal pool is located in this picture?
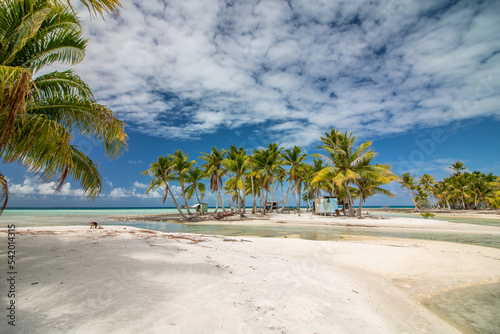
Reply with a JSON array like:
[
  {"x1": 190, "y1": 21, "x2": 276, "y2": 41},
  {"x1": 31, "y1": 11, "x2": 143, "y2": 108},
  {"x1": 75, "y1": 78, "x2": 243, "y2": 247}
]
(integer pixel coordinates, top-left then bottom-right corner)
[
  {"x1": 423, "y1": 283, "x2": 500, "y2": 334},
  {"x1": 104, "y1": 220, "x2": 500, "y2": 250}
]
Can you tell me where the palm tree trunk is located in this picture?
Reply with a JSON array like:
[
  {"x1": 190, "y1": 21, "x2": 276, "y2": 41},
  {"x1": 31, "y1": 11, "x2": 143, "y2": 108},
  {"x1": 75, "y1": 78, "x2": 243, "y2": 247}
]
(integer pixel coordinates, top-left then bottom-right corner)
[
  {"x1": 242, "y1": 176, "x2": 246, "y2": 214},
  {"x1": 180, "y1": 184, "x2": 192, "y2": 215},
  {"x1": 167, "y1": 185, "x2": 189, "y2": 221},
  {"x1": 407, "y1": 189, "x2": 419, "y2": 211},
  {"x1": 271, "y1": 177, "x2": 275, "y2": 213},
  {"x1": 282, "y1": 183, "x2": 291, "y2": 212},
  {"x1": 220, "y1": 176, "x2": 226, "y2": 211},
  {"x1": 357, "y1": 194, "x2": 364, "y2": 217},
  {"x1": 251, "y1": 175, "x2": 256, "y2": 213},
  {"x1": 217, "y1": 171, "x2": 226, "y2": 212},
  {"x1": 345, "y1": 181, "x2": 354, "y2": 217},
  {"x1": 194, "y1": 185, "x2": 201, "y2": 204},
  {"x1": 297, "y1": 183, "x2": 302, "y2": 217},
  {"x1": 264, "y1": 187, "x2": 269, "y2": 214}
]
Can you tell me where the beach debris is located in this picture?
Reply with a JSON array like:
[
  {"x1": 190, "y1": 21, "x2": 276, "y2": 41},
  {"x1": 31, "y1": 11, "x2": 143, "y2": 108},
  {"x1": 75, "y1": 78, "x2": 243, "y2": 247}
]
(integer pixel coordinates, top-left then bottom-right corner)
[
  {"x1": 31, "y1": 282, "x2": 38, "y2": 285},
  {"x1": 352, "y1": 290, "x2": 358, "y2": 294}
]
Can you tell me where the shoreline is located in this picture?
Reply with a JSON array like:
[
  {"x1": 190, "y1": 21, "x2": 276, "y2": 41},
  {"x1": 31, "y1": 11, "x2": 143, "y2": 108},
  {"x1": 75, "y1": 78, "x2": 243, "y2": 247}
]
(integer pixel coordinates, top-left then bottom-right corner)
[{"x1": 1, "y1": 225, "x2": 499, "y2": 333}]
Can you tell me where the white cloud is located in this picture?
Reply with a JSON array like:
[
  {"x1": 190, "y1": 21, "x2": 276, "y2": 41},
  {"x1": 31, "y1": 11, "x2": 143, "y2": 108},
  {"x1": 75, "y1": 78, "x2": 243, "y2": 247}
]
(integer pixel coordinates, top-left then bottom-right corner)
[
  {"x1": 10, "y1": 178, "x2": 86, "y2": 197},
  {"x1": 62, "y1": 0, "x2": 500, "y2": 147},
  {"x1": 109, "y1": 187, "x2": 130, "y2": 198}
]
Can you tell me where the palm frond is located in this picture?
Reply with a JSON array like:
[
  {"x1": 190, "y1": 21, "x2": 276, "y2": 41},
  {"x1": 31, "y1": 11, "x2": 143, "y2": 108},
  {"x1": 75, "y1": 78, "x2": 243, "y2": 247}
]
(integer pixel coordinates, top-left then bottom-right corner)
[
  {"x1": 78, "y1": 0, "x2": 123, "y2": 18},
  {"x1": 29, "y1": 94, "x2": 128, "y2": 159},
  {"x1": 0, "y1": 66, "x2": 32, "y2": 147},
  {"x1": 0, "y1": 171, "x2": 8, "y2": 213},
  {"x1": 33, "y1": 70, "x2": 95, "y2": 100}
]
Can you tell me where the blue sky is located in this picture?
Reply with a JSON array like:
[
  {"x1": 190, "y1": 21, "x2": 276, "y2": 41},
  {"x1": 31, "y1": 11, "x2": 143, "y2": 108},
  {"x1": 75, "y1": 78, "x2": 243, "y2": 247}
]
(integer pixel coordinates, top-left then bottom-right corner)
[{"x1": 3, "y1": 0, "x2": 500, "y2": 208}]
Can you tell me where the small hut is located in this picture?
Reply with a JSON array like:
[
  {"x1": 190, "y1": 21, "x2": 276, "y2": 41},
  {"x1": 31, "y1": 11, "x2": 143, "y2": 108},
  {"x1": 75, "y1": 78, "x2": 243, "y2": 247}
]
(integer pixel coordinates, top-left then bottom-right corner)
[
  {"x1": 265, "y1": 201, "x2": 279, "y2": 211},
  {"x1": 190, "y1": 203, "x2": 208, "y2": 214},
  {"x1": 314, "y1": 196, "x2": 339, "y2": 216}
]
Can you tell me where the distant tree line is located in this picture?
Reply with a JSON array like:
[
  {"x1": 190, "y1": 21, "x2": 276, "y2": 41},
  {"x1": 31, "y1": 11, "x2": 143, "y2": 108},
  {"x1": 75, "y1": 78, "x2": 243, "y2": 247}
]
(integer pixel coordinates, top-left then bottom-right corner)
[
  {"x1": 399, "y1": 161, "x2": 500, "y2": 211},
  {"x1": 142, "y1": 129, "x2": 397, "y2": 221}
]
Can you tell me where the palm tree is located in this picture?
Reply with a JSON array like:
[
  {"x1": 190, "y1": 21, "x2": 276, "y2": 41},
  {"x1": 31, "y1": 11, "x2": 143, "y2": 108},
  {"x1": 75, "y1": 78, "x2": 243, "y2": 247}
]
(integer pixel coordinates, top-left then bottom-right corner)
[
  {"x1": 142, "y1": 156, "x2": 189, "y2": 221},
  {"x1": 433, "y1": 181, "x2": 452, "y2": 209},
  {"x1": 310, "y1": 158, "x2": 328, "y2": 198},
  {"x1": 398, "y1": 173, "x2": 419, "y2": 211},
  {"x1": 0, "y1": 0, "x2": 128, "y2": 212},
  {"x1": 419, "y1": 174, "x2": 437, "y2": 208},
  {"x1": 451, "y1": 161, "x2": 467, "y2": 176},
  {"x1": 282, "y1": 145, "x2": 307, "y2": 213},
  {"x1": 185, "y1": 167, "x2": 206, "y2": 204},
  {"x1": 199, "y1": 146, "x2": 227, "y2": 213},
  {"x1": 223, "y1": 150, "x2": 250, "y2": 215},
  {"x1": 313, "y1": 129, "x2": 393, "y2": 217},
  {"x1": 252, "y1": 144, "x2": 283, "y2": 213},
  {"x1": 170, "y1": 150, "x2": 196, "y2": 215},
  {"x1": 295, "y1": 162, "x2": 312, "y2": 215},
  {"x1": 355, "y1": 178, "x2": 395, "y2": 217}
]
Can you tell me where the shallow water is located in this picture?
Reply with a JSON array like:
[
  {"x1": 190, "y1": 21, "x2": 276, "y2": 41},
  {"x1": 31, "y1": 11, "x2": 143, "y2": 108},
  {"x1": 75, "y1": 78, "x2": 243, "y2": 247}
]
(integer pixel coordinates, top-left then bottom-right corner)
[
  {"x1": 423, "y1": 283, "x2": 500, "y2": 334},
  {"x1": 2, "y1": 209, "x2": 500, "y2": 249},
  {"x1": 370, "y1": 211, "x2": 500, "y2": 227},
  {"x1": 102, "y1": 220, "x2": 500, "y2": 249}
]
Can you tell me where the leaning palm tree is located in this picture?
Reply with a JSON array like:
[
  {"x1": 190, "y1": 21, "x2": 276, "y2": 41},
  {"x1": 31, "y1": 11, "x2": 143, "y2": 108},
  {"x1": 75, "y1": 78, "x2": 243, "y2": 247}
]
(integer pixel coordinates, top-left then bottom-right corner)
[
  {"x1": 419, "y1": 174, "x2": 437, "y2": 208},
  {"x1": 142, "y1": 156, "x2": 189, "y2": 221},
  {"x1": 170, "y1": 150, "x2": 196, "y2": 215},
  {"x1": 185, "y1": 166, "x2": 206, "y2": 204},
  {"x1": 199, "y1": 146, "x2": 227, "y2": 213},
  {"x1": 0, "y1": 0, "x2": 128, "y2": 212},
  {"x1": 398, "y1": 173, "x2": 419, "y2": 211}
]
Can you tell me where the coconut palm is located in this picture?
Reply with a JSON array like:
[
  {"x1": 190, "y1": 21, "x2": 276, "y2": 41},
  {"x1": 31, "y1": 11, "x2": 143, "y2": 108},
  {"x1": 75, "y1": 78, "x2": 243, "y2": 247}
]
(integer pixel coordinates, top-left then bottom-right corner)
[
  {"x1": 309, "y1": 158, "x2": 328, "y2": 198},
  {"x1": 398, "y1": 173, "x2": 419, "y2": 211},
  {"x1": 282, "y1": 145, "x2": 307, "y2": 213},
  {"x1": 223, "y1": 150, "x2": 250, "y2": 215},
  {"x1": 170, "y1": 150, "x2": 196, "y2": 215},
  {"x1": 451, "y1": 161, "x2": 467, "y2": 176},
  {"x1": 185, "y1": 167, "x2": 206, "y2": 204},
  {"x1": 142, "y1": 156, "x2": 189, "y2": 221},
  {"x1": 419, "y1": 174, "x2": 437, "y2": 208},
  {"x1": 355, "y1": 178, "x2": 395, "y2": 217},
  {"x1": 0, "y1": 0, "x2": 127, "y2": 212},
  {"x1": 313, "y1": 129, "x2": 394, "y2": 217},
  {"x1": 433, "y1": 181, "x2": 452, "y2": 209},
  {"x1": 199, "y1": 146, "x2": 227, "y2": 213},
  {"x1": 294, "y1": 162, "x2": 312, "y2": 215},
  {"x1": 252, "y1": 144, "x2": 283, "y2": 213}
]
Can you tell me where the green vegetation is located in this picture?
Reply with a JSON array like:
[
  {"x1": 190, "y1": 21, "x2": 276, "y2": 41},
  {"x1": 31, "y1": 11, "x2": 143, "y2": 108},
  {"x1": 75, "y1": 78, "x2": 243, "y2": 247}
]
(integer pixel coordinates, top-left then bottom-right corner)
[
  {"x1": 398, "y1": 162, "x2": 500, "y2": 211},
  {"x1": 420, "y1": 212, "x2": 435, "y2": 219},
  {"x1": 143, "y1": 129, "x2": 397, "y2": 220},
  {"x1": 0, "y1": 0, "x2": 128, "y2": 212}
]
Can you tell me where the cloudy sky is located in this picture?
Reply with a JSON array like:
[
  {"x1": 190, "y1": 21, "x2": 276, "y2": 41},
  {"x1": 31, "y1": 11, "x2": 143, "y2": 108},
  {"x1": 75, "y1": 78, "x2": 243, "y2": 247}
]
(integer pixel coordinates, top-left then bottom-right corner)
[{"x1": 4, "y1": 0, "x2": 500, "y2": 207}]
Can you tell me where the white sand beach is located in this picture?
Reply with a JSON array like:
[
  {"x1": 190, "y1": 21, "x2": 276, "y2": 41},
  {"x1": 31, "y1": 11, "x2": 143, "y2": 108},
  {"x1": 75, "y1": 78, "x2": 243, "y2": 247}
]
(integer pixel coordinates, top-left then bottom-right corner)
[{"x1": 1, "y1": 214, "x2": 500, "y2": 333}]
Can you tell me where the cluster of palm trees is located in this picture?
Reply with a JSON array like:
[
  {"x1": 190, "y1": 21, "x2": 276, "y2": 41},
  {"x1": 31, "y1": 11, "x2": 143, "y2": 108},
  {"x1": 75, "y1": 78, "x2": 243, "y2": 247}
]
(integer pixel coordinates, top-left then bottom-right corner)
[
  {"x1": 0, "y1": 0, "x2": 127, "y2": 212},
  {"x1": 143, "y1": 129, "x2": 397, "y2": 221},
  {"x1": 399, "y1": 162, "x2": 500, "y2": 211}
]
